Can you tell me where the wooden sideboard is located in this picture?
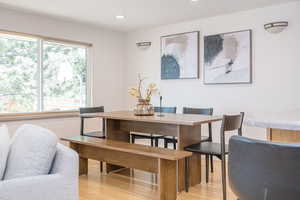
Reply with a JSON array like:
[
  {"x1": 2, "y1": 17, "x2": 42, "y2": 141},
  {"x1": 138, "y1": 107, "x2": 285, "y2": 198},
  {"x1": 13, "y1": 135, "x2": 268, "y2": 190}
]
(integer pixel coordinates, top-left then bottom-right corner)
[
  {"x1": 245, "y1": 111, "x2": 300, "y2": 143},
  {"x1": 267, "y1": 128, "x2": 300, "y2": 143}
]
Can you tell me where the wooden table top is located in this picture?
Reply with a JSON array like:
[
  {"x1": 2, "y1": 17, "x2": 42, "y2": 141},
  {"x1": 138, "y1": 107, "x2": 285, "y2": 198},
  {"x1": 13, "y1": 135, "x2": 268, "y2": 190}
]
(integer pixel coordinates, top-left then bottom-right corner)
[
  {"x1": 86, "y1": 111, "x2": 222, "y2": 126},
  {"x1": 62, "y1": 136, "x2": 192, "y2": 160}
]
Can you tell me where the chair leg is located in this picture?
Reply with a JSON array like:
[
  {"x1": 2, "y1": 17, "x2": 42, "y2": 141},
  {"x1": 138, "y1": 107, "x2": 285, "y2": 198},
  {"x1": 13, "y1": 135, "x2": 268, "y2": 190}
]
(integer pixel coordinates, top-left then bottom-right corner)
[
  {"x1": 221, "y1": 156, "x2": 227, "y2": 200},
  {"x1": 80, "y1": 117, "x2": 84, "y2": 136},
  {"x1": 173, "y1": 140, "x2": 176, "y2": 150},
  {"x1": 185, "y1": 157, "x2": 190, "y2": 192},
  {"x1": 210, "y1": 155, "x2": 214, "y2": 173},
  {"x1": 100, "y1": 161, "x2": 103, "y2": 173},
  {"x1": 131, "y1": 135, "x2": 135, "y2": 144},
  {"x1": 205, "y1": 155, "x2": 209, "y2": 183},
  {"x1": 164, "y1": 138, "x2": 168, "y2": 148},
  {"x1": 151, "y1": 138, "x2": 154, "y2": 147},
  {"x1": 155, "y1": 138, "x2": 159, "y2": 147}
]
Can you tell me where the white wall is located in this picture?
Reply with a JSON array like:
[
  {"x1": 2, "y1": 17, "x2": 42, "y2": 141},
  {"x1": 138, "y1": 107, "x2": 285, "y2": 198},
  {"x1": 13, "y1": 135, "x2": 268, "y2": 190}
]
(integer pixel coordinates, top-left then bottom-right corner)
[
  {"x1": 0, "y1": 7, "x2": 126, "y2": 138},
  {"x1": 2, "y1": 2, "x2": 300, "y2": 142},
  {"x1": 125, "y1": 2, "x2": 300, "y2": 141}
]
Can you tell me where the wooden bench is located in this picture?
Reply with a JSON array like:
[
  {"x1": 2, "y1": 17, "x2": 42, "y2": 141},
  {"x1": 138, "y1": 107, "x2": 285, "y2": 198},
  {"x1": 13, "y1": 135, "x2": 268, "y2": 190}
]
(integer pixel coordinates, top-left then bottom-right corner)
[{"x1": 62, "y1": 136, "x2": 192, "y2": 200}]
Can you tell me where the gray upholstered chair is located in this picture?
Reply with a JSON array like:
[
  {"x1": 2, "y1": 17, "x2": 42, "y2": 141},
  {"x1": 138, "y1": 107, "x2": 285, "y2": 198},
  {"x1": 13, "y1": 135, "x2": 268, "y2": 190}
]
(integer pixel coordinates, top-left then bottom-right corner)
[
  {"x1": 0, "y1": 124, "x2": 79, "y2": 200},
  {"x1": 228, "y1": 136, "x2": 300, "y2": 200}
]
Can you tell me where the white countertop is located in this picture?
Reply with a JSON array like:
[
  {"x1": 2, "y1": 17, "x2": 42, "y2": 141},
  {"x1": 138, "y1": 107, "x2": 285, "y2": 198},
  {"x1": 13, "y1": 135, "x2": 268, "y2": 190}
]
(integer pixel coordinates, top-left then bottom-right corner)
[{"x1": 245, "y1": 110, "x2": 300, "y2": 131}]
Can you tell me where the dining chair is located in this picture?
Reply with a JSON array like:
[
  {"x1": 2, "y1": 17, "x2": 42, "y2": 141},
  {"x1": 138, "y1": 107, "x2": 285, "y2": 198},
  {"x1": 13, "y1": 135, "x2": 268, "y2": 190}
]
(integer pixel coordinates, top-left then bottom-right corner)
[
  {"x1": 185, "y1": 112, "x2": 244, "y2": 200},
  {"x1": 164, "y1": 107, "x2": 215, "y2": 172},
  {"x1": 130, "y1": 107, "x2": 177, "y2": 147},
  {"x1": 228, "y1": 135, "x2": 300, "y2": 200},
  {"x1": 80, "y1": 106, "x2": 105, "y2": 172}
]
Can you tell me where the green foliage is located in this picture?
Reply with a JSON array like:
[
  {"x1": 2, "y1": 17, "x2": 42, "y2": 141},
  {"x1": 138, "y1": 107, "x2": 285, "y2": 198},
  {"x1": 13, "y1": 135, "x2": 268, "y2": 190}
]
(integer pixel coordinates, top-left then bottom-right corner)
[
  {"x1": 0, "y1": 37, "x2": 38, "y2": 112},
  {"x1": 43, "y1": 42, "x2": 87, "y2": 110},
  {"x1": 0, "y1": 36, "x2": 87, "y2": 113}
]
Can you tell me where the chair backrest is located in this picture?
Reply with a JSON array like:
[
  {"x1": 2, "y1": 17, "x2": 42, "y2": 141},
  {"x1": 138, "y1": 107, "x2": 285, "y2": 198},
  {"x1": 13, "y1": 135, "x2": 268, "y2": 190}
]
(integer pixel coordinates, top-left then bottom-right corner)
[
  {"x1": 183, "y1": 107, "x2": 213, "y2": 115},
  {"x1": 220, "y1": 112, "x2": 244, "y2": 156},
  {"x1": 221, "y1": 112, "x2": 244, "y2": 136},
  {"x1": 80, "y1": 106, "x2": 104, "y2": 114},
  {"x1": 228, "y1": 136, "x2": 300, "y2": 200},
  {"x1": 154, "y1": 107, "x2": 177, "y2": 113},
  {"x1": 80, "y1": 106, "x2": 105, "y2": 135}
]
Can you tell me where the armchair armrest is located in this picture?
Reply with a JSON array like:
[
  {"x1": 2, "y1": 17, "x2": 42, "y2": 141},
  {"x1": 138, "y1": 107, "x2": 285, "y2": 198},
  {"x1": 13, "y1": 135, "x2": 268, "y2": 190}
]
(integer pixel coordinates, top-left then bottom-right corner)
[{"x1": 51, "y1": 144, "x2": 79, "y2": 177}]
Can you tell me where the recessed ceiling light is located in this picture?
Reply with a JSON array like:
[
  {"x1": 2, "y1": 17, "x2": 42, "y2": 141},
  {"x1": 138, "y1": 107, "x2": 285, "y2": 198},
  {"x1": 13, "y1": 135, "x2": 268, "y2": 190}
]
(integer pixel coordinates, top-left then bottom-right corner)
[
  {"x1": 191, "y1": 0, "x2": 199, "y2": 2},
  {"x1": 116, "y1": 15, "x2": 125, "y2": 19}
]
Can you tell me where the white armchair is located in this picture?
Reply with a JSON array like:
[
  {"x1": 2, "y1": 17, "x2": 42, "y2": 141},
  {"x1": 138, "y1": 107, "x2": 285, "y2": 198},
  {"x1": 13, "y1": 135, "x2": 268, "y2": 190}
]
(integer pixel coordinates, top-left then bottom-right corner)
[{"x1": 0, "y1": 144, "x2": 79, "y2": 200}]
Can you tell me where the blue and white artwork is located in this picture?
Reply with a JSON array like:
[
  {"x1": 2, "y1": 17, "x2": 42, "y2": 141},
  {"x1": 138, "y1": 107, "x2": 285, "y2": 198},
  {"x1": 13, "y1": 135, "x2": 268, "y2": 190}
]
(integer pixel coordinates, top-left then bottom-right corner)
[
  {"x1": 161, "y1": 32, "x2": 199, "y2": 79},
  {"x1": 204, "y1": 30, "x2": 252, "y2": 84}
]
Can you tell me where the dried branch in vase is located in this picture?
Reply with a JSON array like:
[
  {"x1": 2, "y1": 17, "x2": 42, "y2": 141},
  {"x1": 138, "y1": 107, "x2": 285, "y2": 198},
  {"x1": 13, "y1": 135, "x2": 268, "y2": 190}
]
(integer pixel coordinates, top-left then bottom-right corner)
[
  {"x1": 128, "y1": 75, "x2": 158, "y2": 104},
  {"x1": 128, "y1": 75, "x2": 158, "y2": 116}
]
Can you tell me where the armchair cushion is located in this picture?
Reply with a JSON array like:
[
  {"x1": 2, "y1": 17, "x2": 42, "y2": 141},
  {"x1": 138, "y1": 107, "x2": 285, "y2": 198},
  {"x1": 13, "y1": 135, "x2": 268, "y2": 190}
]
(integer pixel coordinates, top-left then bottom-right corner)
[
  {"x1": 4, "y1": 124, "x2": 58, "y2": 180},
  {"x1": 0, "y1": 125, "x2": 10, "y2": 180}
]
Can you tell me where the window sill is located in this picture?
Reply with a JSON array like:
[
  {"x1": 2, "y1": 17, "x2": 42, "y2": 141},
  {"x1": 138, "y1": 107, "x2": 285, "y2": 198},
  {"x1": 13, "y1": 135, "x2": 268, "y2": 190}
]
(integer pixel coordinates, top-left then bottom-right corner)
[{"x1": 0, "y1": 110, "x2": 79, "y2": 122}]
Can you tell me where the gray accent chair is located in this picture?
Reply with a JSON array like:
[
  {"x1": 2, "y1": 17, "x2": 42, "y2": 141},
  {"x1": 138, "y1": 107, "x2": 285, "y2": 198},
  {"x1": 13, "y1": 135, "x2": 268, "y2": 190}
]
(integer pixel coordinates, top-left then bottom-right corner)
[{"x1": 228, "y1": 136, "x2": 300, "y2": 200}]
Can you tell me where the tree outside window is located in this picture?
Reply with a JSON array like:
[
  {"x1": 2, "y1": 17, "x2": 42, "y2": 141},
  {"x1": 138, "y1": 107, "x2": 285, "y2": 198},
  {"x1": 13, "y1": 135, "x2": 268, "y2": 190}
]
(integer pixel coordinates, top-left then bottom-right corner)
[{"x1": 0, "y1": 33, "x2": 88, "y2": 113}]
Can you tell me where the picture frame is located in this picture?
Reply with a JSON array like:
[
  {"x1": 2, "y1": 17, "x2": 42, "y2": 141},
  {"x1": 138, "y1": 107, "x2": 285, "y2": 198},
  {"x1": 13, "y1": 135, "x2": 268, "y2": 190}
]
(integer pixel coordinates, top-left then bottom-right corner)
[
  {"x1": 203, "y1": 29, "x2": 252, "y2": 84},
  {"x1": 161, "y1": 31, "x2": 199, "y2": 80}
]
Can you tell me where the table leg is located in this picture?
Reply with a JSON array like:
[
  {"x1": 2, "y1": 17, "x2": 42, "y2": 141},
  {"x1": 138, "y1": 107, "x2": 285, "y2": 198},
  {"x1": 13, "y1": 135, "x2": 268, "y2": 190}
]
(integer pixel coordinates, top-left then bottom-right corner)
[
  {"x1": 79, "y1": 157, "x2": 88, "y2": 175},
  {"x1": 69, "y1": 143, "x2": 88, "y2": 176},
  {"x1": 105, "y1": 119, "x2": 130, "y2": 173},
  {"x1": 177, "y1": 125, "x2": 202, "y2": 191},
  {"x1": 159, "y1": 158, "x2": 177, "y2": 200}
]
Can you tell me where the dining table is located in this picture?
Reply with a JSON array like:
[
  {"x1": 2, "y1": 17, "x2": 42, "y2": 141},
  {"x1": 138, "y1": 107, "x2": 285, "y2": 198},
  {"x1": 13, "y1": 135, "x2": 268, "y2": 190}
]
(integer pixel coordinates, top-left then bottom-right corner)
[{"x1": 88, "y1": 110, "x2": 222, "y2": 191}]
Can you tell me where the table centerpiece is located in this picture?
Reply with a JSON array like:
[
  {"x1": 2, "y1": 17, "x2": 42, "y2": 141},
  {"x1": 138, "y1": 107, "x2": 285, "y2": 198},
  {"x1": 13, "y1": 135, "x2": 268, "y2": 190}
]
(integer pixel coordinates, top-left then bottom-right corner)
[{"x1": 128, "y1": 75, "x2": 158, "y2": 116}]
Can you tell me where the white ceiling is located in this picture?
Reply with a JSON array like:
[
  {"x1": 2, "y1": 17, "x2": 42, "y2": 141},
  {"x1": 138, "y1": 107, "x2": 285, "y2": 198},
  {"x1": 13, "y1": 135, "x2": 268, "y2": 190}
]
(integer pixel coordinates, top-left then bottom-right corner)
[{"x1": 0, "y1": 0, "x2": 298, "y2": 32}]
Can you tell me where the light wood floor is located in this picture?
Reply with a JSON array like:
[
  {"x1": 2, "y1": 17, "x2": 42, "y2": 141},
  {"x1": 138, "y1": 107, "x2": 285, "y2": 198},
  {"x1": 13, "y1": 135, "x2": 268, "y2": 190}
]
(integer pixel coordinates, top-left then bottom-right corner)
[
  {"x1": 79, "y1": 138, "x2": 236, "y2": 200},
  {"x1": 79, "y1": 158, "x2": 237, "y2": 200}
]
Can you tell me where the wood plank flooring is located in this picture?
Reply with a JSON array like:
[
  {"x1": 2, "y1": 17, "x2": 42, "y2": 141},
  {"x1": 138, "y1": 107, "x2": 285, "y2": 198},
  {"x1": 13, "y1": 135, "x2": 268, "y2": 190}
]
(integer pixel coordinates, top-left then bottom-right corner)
[{"x1": 79, "y1": 158, "x2": 237, "y2": 200}]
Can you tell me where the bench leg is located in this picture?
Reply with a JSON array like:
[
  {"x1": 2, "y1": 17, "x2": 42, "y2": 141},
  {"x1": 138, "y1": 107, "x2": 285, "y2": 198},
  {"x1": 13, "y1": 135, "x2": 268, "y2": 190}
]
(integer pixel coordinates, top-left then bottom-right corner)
[
  {"x1": 159, "y1": 159, "x2": 177, "y2": 200},
  {"x1": 79, "y1": 157, "x2": 88, "y2": 176}
]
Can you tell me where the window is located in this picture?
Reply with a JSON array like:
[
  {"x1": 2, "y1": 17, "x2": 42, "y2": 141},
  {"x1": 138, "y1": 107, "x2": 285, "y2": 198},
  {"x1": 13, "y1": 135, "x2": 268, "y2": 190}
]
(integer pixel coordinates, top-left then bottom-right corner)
[
  {"x1": 0, "y1": 32, "x2": 89, "y2": 113},
  {"x1": 43, "y1": 42, "x2": 87, "y2": 111}
]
